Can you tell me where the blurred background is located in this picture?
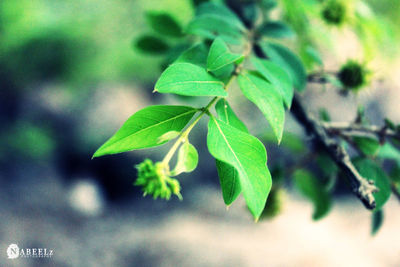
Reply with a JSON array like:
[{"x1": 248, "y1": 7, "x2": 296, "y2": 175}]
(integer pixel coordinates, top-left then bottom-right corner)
[{"x1": 0, "y1": 0, "x2": 400, "y2": 266}]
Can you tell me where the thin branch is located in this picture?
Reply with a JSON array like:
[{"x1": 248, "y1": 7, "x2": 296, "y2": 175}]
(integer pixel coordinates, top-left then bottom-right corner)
[
  {"x1": 290, "y1": 94, "x2": 379, "y2": 209},
  {"x1": 323, "y1": 122, "x2": 400, "y2": 142}
]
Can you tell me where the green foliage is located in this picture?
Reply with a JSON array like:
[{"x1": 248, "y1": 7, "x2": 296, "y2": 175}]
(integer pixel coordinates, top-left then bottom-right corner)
[
  {"x1": 171, "y1": 141, "x2": 199, "y2": 176},
  {"x1": 371, "y1": 209, "x2": 384, "y2": 235},
  {"x1": 93, "y1": 105, "x2": 197, "y2": 157},
  {"x1": 154, "y1": 63, "x2": 227, "y2": 96},
  {"x1": 207, "y1": 116, "x2": 272, "y2": 220},
  {"x1": 238, "y1": 71, "x2": 285, "y2": 143},
  {"x1": 146, "y1": 11, "x2": 183, "y2": 38},
  {"x1": 135, "y1": 35, "x2": 170, "y2": 54},
  {"x1": 260, "y1": 42, "x2": 307, "y2": 91},
  {"x1": 92, "y1": 0, "x2": 399, "y2": 226},
  {"x1": 293, "y1": 169, "x2": 332, "y2": 220},
  {"x1": 207, "y1": 38, "x2": 244, "y2": 72}
]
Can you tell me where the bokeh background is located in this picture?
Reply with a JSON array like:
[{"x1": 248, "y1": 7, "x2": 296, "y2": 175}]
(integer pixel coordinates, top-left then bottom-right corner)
[{"x1": 1, "y1": 0, "x2": 400, "y2": 266}]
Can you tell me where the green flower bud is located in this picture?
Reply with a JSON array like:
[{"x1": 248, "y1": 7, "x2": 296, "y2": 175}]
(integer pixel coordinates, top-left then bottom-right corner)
[
  {"x1": 322, "y1": 0, "x2": 346, "y2": 25},
  {"x1": 338, "y1": 60, "x2": 368, "y2": 90},
  {"x1": 134, "y1": 159, "x2": 182, "y2": 200}
]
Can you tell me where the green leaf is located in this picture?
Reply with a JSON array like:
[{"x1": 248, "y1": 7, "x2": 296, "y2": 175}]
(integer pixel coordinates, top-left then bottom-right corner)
[
  {"x1": 207, "y1": 116, "x2": 272, "y2": 220},
  {"x1": 171, "y1": 141, "x2": 199, "y2": 176},
  {"x1": 251, "y1": 57, "x2": 294, "y2": 108},
  {"x1": 353, "y1": 137, "x2": 380, "y2": 156},
  {"x1": 175, "y1": 43, "x2": 208, "y2": 67},
  {"x1": 215, "y1": 99, "x2": 248, "y2": 205},
  {"x1": 186, "y1": 15, "x2": 244, "y2": 45},
  {"x1": 238, "y1": 71, "x2": 285, "y2": 143},
  {"x1": 371, "y1": 209, "x2": 383, "y2": 235},
  {"x1": 93, "y1": 106, "x2": 197, "y2": 158},
  {"x1": 264, "y1": 131, "x2": 306, "y2": 153},
  {"x1": 135, "y1": 35, "x2": 170, "y2": 54},
  {"x1": 146, "y1": 11, "x2": 183, "y2": 37},
  {"x1": 378, "y1": 142, "x2": 400, "y2": 164},
  {"x1": 258, "y1": 21, "x2": 295, "y2": 38},
  {"x1": 260, "y1": 42, "x2": 307, "y2": 91},
  {"x1": 305, "y1": 46, "x2": 323, "y2": 66},
  {"x1": 207, "y1": 38, "x2": 244, "y2": 72},
  {"x1": 196, "y1": 2, "x2": 246, "y2": 31},
  {"x1": 154, "y1": 63, "x2": 227, "y2": 97},
  {"x1": 353, "y1": 158, "x2": 391, "y2": 210},
  {"x1": 293, "y1": 169, "x2": 332, "y2": 220}
]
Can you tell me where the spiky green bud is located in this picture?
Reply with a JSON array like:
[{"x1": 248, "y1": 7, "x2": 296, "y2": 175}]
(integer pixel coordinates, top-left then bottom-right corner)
[{"x1": 322, "y1": 0, "x2": 346, "y2": 25}]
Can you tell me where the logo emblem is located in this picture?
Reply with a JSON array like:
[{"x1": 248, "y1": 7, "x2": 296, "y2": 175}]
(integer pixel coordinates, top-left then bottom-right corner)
[{"x1": 7, "y1": 244, "x2": 19, "y2": 259}]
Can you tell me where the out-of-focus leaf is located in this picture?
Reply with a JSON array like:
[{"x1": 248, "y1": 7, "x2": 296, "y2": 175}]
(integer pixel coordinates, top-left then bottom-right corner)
[
  {"x1": 251, "y1": 57, "x2": 294, "y2": 108},
  {"x1": 93, "y1": 106, "x2": 197, "y2": 157},
  {"x1": 371, "y1": 209, "x2": 383, "y2": 235},
  {"x1": 135, "y1": 35, "x2": 170, "y2": 54},
  {"x1": 146, "y1": 11, "x2": 183, "y2": 37},
  {"x1": 319, "y1": 108, "x2": 331, "y2": 122},
  {"x1": 377, "y1": 142, "x2": 400, "y2": 164},
  {"x1": 305, "y1": 46, "x2": 323, "y2": 66},
  {"x1": 353, "y1": 158, "x2": 391, "y2": 210},
  {"x1": 238, "y1": 71, "x2": 285, "y2": 143},
  {"x1": 154, "y1": 63, "x2": 227, "y2": 97},
  {"x1": 171, "y1": 141, "x2": 199, "y2": 176},
  {"x1": 316, "y1": 152, "x2": 338, "y2": 177},
  {"x1": 353, "y1": 136, "x2": 380, "y2": 156},
  {"x1": 207, "y1": 38, "x2": 243, "y2": 71},
  {"x1": 175, "y1": 43, "x2": 208, "y2": 66},
  {"x1": 264, "y1": 131, "x2": 306, "y2": 153},
  {"x1": 196, "y1": 2, "x2": 246, "y2": 31},
  {"x1": 207, "y1": 116, "x2": 272, "y2": 220},
  {"x1": 293, "y1": 169, "x2": 332, "y2": 220},
  {"x1": 258, "y1": 21, "x2": 295, "y2": 38},
  {"x1": 215, "y1": 99, "x2": 248, "y2": 205},
  {"x1": 260, "y1": 42, "x2": 307, "y2": 91}
]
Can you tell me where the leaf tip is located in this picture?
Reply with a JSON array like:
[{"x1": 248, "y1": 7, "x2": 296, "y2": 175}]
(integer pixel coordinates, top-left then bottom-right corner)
[{"x1": 254, "y1": 216, "x2": 260, "y2": 223}]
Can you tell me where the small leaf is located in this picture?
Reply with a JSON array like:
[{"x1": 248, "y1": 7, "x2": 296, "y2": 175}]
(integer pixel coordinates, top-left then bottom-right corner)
[
  {"x1": 135, "y1": 35, "x2": 170, "y2": 54},
  {"x1": 258, "y1": 21, "x2": 295, "y2": 38},
  {"x1": 353, "y1": 136, "x2": 380, "y2": 156},
  {"x1": 293, "y1": 169, "x2": 332, "y2": 220},
  {"x1": 215, "y1": 99, "x2": 248, "y2": 205},
  {"x1": 371, "y1": 209, "x2": 383, "y2": 235},
  {"x1": 260, "y1": 42, "x2": 307, "y2": 91},
  {"x1": 154, "y1": 63, "x2": 227, "y2": 97},
  {"x1": 353, "y1": 158, "x2": 391, "y2": 210},
  {"x1": 186, "y1": 15, "x2": 244, "y2": 45},
  {"x1": 238, "y1": 71, "x2": 285, "y2": 143},
  {"x1": 305, "y1": 46, "x2": 323, "y2": 66},
  {"x1": 207, "y1": 116, "x2": 272, "y2": 220},
  {"x1": 377, "y1": 142, "x2": 400, "y2": 164},
  {"x1": 157, "y1": 131, "x2": 180, "y2": 144},
  {"x1": 175, "y1": 43, "x2": 208, "y2": 67},
  {"x1": 251, "y1": 57, "x2": 293, "y2": 108},
  {"x1": 171, "y1": 141, "x2": 199, "y2": 176},
  {"x1": 146, "y1": 11, "x2": 183, "y2": 37},
  {"x1": 207, "y1": 38, "x2": 244, "y2": 72},
  {"x1": 93, "y1": 106, "x2": 197, "y2": 158},
  {"x1": 196, "y1": 2, "x2": 246, "y2": 31}
]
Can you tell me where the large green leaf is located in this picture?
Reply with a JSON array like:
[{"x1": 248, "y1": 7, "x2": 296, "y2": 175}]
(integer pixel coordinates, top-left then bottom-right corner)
[
  {"x1": 251, "y1": 57, "x2": 294, "y2": 108},
  {"x1": 258, "y1": 21, "x2": 295, "y2": 38},
  {"x1": 154, "y1": 63, "x2": 227, "y2": 97},
  {"x1": 171, "y1": 141, "x2": 199, "y2": 176},
  {"x1": 353, "y1": 158, "x2": 391, "y2": 210},
  {"x1": 215, "y1": 99, "x2": 248, "y2": 205},
  {"x1": 93, "y1": 106, "x2": 197, "y2": 158},
  {"x1": 207, "y1": 38, "x2": 244, "y2": 72},
  {"x1": 186, "y1": 15, "x2": 244, "y2": 45},
  {"x1": 207, "y1": 116, "x2": 272, "y2": 220},
  {"x1": 146, "y1": 11, "x2": 183, "y2": 37},
  {"x1": 175, "y1": 43, "x2": 208, "y2": 67},
  {"x1": 293, "y1": 169, "x2": 332, "y2": 220},
  {"x1": 238, "y1": 71, "x2": 285, "y2": 143},
  {"x1": 196, "y1": 2, "x2": 246, "y2": 31},
  {"x1": 260, "y1": 42, "x2": 307, "y2": 91},
  {"x1": 135, "y1": 35, "x2": 170, "y2": 54}
]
